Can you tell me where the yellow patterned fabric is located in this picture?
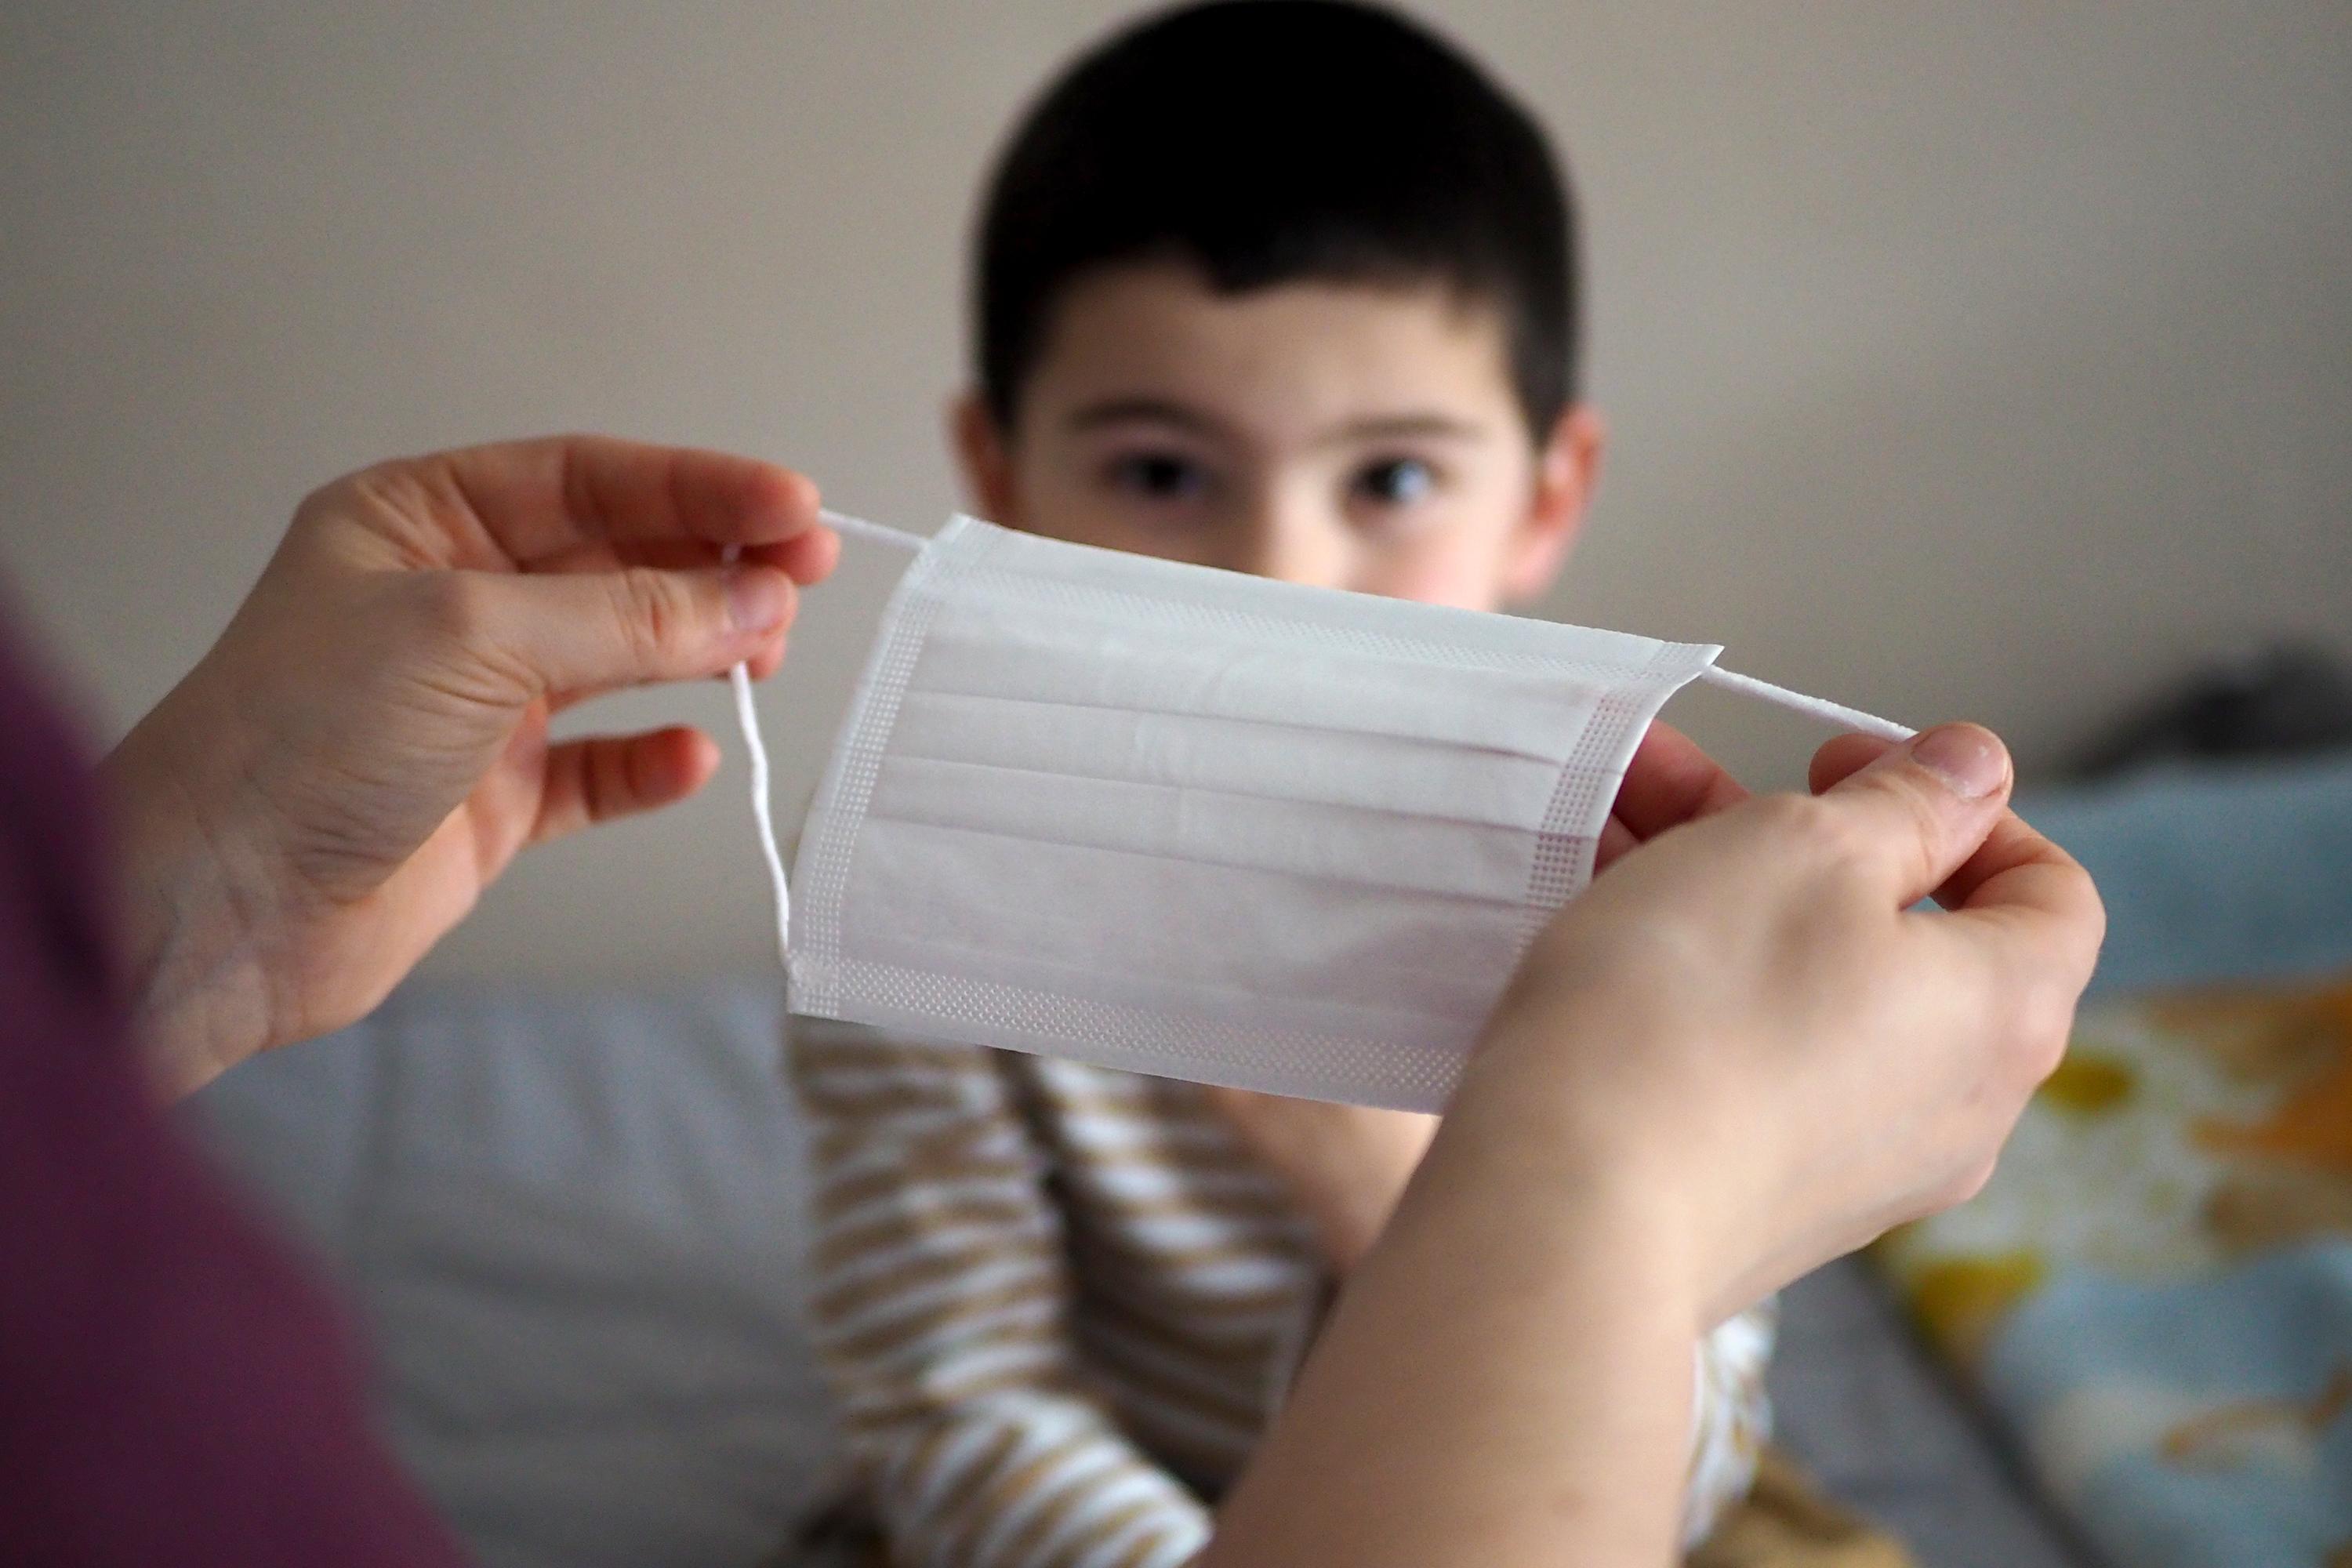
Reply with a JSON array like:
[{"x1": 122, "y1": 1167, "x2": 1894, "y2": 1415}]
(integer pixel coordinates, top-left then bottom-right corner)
[
  {"x1": 1878, "y1": 976, "x2": 2352, "y2": 1566},
  {"x1": 1690, "y1": 1449, "x2": 1915, "y2": 1568}
]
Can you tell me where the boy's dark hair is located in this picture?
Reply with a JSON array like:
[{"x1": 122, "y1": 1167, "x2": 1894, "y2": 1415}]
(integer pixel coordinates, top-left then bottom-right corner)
[{"x1": 974, "y1": 0, "x2": 1580, "y2": 437}]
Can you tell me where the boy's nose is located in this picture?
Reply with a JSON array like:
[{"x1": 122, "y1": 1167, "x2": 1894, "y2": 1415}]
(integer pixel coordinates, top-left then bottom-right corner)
[{"x1": 1226, "y1": 491, "x2": 1349, "y2": 588}]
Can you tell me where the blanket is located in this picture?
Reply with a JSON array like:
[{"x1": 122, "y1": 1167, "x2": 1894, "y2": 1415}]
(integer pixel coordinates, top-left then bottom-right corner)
[{"x1": 1878, "y1": 976, "x2": 2352, "y2": 1568}]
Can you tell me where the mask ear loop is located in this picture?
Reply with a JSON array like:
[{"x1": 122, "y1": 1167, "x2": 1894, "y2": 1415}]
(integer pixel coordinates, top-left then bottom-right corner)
[
  {"x1": 1697, "y1": 663, "x2": 1915, "y2": 743},
  {"x1": 723, "y1": 510, "x2": 930, "y2": 965}
]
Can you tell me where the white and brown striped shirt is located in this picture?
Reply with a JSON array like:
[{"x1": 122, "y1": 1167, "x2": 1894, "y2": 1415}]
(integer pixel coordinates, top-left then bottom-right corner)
[{"x1": 794, "y1": 1022, "x2": 1771, "y2": 1568}]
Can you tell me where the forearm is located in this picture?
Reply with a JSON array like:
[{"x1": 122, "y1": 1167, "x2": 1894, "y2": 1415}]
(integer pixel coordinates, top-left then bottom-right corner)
[{"x1": 1206, "y1": 1067, "x2": 1698, "y2": 1568}]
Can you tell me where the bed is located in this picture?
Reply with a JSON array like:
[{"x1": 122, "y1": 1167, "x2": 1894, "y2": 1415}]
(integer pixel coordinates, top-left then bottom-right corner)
[{"x1": 187, "y1": 748, "x2": 2352, "y2": 1568}]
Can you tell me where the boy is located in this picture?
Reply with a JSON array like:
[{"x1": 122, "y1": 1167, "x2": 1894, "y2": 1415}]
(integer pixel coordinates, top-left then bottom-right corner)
[{"x1": 793, "y1": 5, "x2": 1770, "y2": 1564}]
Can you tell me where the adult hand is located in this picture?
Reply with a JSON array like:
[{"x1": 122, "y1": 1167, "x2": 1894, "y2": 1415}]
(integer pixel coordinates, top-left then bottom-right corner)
[
  {"x1": 1207, "y1": 722, "x2": 2104, "y2": 1568},
  {"x1": 1203, "y1": 1088, "x2": 1438, "y2": 1276},
  {"x1": 1207, "y1": 720, "x2": 1766, "y2": 1279},
  {"x1": 1475, "y1": 721, "x2": 2105, "y2": 1325},
  {"x1": 103, "y1": 436, "x2": 838, "y2": 1097}
]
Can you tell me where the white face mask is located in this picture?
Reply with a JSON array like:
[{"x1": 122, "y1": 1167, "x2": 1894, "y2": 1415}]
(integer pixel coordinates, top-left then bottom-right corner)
[{"x1": 726, "y1": 513, "x2": 1907, "y2": 1112}]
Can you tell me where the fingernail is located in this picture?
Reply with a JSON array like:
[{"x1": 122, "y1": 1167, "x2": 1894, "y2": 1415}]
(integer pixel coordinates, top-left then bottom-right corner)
[
  {"x1": 1907, "y1": 724, "x2": 2007, "y2": 800},
  {"x1": 725, "y1": 567, "x2": 792, "y2": 633}
]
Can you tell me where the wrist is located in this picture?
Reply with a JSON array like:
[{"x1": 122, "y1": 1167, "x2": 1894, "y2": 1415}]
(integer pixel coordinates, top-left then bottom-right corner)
[
  {"x1": 103, "y1": 689, "x2": 285, "y2": 1097},
  {"x1": 1446, "y1": 992, "x2": 1717, "y2": 1333},
  {"x1": 1221, "y1": 1092, "x2": 1704, "y2": 1566}
]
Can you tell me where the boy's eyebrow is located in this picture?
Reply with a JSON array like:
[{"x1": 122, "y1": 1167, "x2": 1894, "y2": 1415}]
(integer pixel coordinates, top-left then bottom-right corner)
[
  {"x1": 1065, "y1": 397, "x2": 1230, "y2": 437},
  {"x1": 1065, "y1": 401, "x2": 1491, "y2": 445},
  {"x1": 1316, "y1": 413, "x2": 1490, "y2": 445}
]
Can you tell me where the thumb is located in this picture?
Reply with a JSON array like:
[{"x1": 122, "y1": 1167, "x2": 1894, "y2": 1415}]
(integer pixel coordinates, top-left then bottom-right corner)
[
  {"x1": 460, "y1": 563, "x2": 796, "y2": 698},
  {"x1": 1817, "y1": 723, "x2": 2015, "y2": 904}
]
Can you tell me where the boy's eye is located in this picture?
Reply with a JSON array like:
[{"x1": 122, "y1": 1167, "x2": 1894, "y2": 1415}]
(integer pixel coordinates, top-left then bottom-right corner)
[
  {"x1": 1106, "y1": 452, "x2": 1213, "y2": 501},
  {"x1": 1354, "y1": 456, "x2": 1436, "y2": 507}
]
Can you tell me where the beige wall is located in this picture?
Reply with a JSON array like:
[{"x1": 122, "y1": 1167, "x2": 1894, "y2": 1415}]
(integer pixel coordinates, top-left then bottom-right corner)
[{"x1": 4, "y1": 2, "x2": 2347, "y2": 982}]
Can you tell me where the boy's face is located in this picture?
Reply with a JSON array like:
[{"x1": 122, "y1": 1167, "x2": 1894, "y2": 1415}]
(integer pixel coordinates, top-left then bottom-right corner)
[{"x1": 955, "y1": 262, "x2": 1600, "y2": 612}]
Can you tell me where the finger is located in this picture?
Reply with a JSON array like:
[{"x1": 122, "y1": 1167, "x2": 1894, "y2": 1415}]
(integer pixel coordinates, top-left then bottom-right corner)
[
  {"x1": 532, "y1": 726, "x2": 721, "y2": 844},
  {"x1": 1922, "y1": 815, "x2": 2107, "y2": 1076},
  {"x1": 463, "y1": 562, "x2": 797, "y2": 698},
  {"x1": 1813, "y1": 731, "x2": 2053, "y2": 913},
  {"x1": 1608, "y1": 720, "x2": 1751, "y2": 843},
  {"x1": 1594, "y1": 812, "x2": 1639, "y2": 873},
  {"x1": 425, "y1": 435, "x2": 825, "y2": 565},
  {"x1": 739, "y1": 633, "x2": 789, "y2": 682},
  {"x1": 1806, "y1": 733, "x2": 1896, "y2": 795},
  {"x1": 548, "y1": 629, "x2": 787, "y2": 712},
  {"x1": 772, "y1": 522, "x2": 842, "y2": 588},
  {"x1": 1816, "y1": 723, "x2": 2015, "y2": 905},
  {"x1": 1944, "y1": 849, "x2": 2107, "y2": 1010},
  {"x1": 530, "y1": 538, "x2": 731, "y2": 576},
  {"x1": 1938, "y1": 804, "x2": 2103, "y2": 949},
  {"x1": 528, "y1": 521, "x2": 841, "y2": 588}
]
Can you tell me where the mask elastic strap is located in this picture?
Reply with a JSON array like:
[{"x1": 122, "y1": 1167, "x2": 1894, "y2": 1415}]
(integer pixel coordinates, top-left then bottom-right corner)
[
  {"x1": 724, "y1": 510, "x2": 928, "y2": 964},
  {"x1": 818, "y1": 509, "x2": 932, "y2": 552},
  {"x1": 1697, "y1": 664, "x2": 1915, "y2": 743},
  {"x1": 725, "y1": 653, "x2": 789, "y2": 964}
]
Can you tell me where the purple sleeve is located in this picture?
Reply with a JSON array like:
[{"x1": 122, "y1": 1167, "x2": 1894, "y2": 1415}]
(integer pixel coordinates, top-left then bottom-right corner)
[{"x1": 0, "y1": 608, "x2": 472, "y2": 1566}]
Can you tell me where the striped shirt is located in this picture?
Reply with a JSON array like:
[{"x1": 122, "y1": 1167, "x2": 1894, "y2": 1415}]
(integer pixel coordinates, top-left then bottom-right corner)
[{"x1": 794, "y1": 1022, "x2": 1771, "y2": 1568}]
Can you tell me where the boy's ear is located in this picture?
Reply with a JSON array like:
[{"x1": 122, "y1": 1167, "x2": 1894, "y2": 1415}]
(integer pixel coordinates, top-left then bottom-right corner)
[
  {"x1": 950, "y1": 391, "x2": 1020, "y2": 525},
  {"x1": 1504, "y1": 404, "x2": 1604, "y2": 603}
]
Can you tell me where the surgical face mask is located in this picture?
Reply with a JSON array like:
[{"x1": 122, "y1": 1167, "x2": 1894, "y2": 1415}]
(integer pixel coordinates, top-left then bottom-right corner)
[{"x1": 725, "y1": 512, "x2": 1907, "y2": 1112}]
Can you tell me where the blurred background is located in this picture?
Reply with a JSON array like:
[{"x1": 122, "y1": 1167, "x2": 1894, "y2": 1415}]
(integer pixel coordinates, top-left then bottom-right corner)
[{"x1": 3, "y1": 2, "x2": 2347, "y2": 982}]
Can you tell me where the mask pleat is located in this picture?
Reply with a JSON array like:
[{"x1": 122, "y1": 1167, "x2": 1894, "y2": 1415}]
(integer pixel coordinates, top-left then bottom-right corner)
[
  {"x1": 887, "y1": 690, "x2": 1572, "y2": 829},
  {"x1": 861, "y1": 754, "x2": 1542, "y2": 906},
  {"x1": 915, "y1": 612, "x2": 1595, "y2": 760},
  {"x1": 837, "y1": 814, "x2": 1530, "y2": 1022}
]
